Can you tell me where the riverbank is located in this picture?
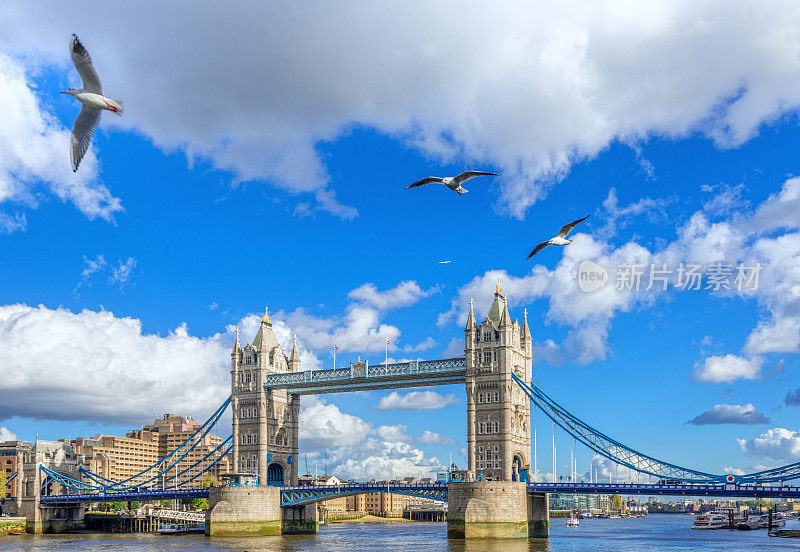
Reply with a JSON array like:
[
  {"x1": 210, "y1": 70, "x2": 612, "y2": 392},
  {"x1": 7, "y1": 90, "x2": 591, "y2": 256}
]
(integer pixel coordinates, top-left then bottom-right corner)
[{"x1": 0, "y1": 518, "x2": 25, "y2": 536}]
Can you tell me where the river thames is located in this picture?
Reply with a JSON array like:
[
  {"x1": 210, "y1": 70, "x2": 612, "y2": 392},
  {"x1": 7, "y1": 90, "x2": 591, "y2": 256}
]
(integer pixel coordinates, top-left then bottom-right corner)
[{"x1": 1, "y1": 515, "x2": 798, "y2": 552}]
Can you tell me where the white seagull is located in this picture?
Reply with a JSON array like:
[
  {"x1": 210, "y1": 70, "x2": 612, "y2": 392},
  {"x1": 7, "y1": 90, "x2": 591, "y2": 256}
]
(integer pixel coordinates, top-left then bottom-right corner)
[
  {"x1": 62, "y1": 34, "x2": 123, "y2": 172},
  {"x1": 526, "y1": 215, "x2": 590, "y2": 259},
  {"x1": 437, "y1": 260, "x2": 452, "y2": 264},
  {"x1": 405, "y1": 170, "x2": 498, "y2": 195}
]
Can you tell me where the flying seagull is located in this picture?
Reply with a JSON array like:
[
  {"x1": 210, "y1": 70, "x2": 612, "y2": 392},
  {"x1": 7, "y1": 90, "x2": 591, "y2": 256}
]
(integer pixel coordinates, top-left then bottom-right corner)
[
  {"x1": 405, "y1": 170, "x2": 498, "y2": 195},
  {"x1": 526, "y1": 215, "x2": 590, "y2": 259},
  {"x1": 438, "y1": 260, "x2": 452, "y2": 264},
  {"x1": 62, "y1": 34, "x2": 124, "y2": 172}
]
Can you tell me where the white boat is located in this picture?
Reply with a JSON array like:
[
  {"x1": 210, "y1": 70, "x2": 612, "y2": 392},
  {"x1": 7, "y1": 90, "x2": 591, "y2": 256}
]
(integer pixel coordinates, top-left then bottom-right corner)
[
  {"x1": 758, "y1": 515, "x2": 786, "y2": 529},
  {"x1": 691, "y1": 513, "x2": 728, "y2": 529},
  {"x1": 565, "y1": 515, "x2": 580, "y2": 527},
  {"x1": 157, "y1": 522, "x2": 205, "y2": 535},
  {"x1": 735, "y1": 517, "x2": 759, "y2": 531}
]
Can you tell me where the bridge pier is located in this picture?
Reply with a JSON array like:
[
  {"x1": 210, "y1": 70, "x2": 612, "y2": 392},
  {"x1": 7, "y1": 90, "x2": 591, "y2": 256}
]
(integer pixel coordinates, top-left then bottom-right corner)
[
  {"x1": 206, "y1": 486, "x2": 283, "y2": 536},
  {"x1": 281, "y1": 503, "x2": 319, "y2": 534},
  {"x1": 206, "y1": 485, "x2": 317, "y2": 536},
  {"x1": 447, "y1": 482, "x2": 548, "y2": 539}
]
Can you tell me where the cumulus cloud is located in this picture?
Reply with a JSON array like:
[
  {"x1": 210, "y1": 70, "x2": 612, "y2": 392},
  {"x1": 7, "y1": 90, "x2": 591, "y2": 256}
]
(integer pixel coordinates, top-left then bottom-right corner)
[
  {"x1": 7, "y1": 3, "x2": 800, "y2": 217},
  {"x1": 0, "y1": 427, "x2": 18, "y2": 441},
  {"x1": 0, "y1": 304, "x2": 231, "y2": 423},
  {"x1": 686, "y1": 403, "x2": 771, "y2": 425},
  {"x1": 374, "y1": 390, "x2": 460, "y2": 411},
  {"x1": 416, "y1": 430, "x2": 457, "y2": 446},
  {"x1": 692, "y1": 355, "x2": 763, "y2": 383},
  {"x1": 0, "y1": 55, "x2": 121, "y2": 227},
  {"x1": 737, "y1": 428, "x2": 800, "y2": 461},
  {"x1": 0, "y1": 304, "x2": 321, "y2": 424},
  {"x1": 276, "y1": 279, "x2": 435, "y2": 354},
  {"x1": 299, "y1": 398, "x2": 441, "y2": 479},
  {"x1": 299, "y1": 396, "x2": 374, "y2": 450},
  {"x1": 439, "y1": 176, "x2": 800, "y2": 366},
  {"x1": 722, "y1": 466, "x2": 746, "y2": 476},
  {"x1": 348, "y1": 281, "x2": 437, "y2": 311},
  {"x1": 377, "y1": 424, "x2": 412, "y2": 443}
]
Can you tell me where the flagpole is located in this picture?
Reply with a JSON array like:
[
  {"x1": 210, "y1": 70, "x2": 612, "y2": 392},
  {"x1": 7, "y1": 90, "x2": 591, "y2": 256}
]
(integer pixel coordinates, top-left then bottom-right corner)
[
  {"x1": 333, "y1": 344, "x2": 336, "y2": 370},
  {"x1": 385, "y1": 339, "x2": 388, "y2": 365}
]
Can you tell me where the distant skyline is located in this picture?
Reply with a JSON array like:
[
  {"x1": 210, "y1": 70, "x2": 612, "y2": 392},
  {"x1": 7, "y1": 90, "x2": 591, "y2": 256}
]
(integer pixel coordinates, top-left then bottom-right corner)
[{"x1": 1, "y1": 2, "x2": 800, "y2": 482}]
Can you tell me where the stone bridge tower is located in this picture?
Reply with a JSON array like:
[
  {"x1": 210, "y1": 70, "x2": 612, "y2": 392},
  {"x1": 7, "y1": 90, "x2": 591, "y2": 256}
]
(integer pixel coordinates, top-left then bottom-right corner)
[
  {"x1": 464, "y1": 283, "x2": 533, "y2": 481},
  {"x1": 231, "y1": 308, "x2": 300, "y2": 486}
]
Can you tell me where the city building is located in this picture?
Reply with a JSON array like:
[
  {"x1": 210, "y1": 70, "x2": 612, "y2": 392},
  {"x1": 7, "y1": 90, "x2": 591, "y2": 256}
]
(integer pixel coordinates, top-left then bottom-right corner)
[
  {"x1": 550, "y1": 492, "x2": 610, "y2": 512},
  {"x1": 0, "y1": 440, "x2": 32, "y2": 498},
  {"x1": 72, "y1": 413, "x2": 230, "y2": 489}
]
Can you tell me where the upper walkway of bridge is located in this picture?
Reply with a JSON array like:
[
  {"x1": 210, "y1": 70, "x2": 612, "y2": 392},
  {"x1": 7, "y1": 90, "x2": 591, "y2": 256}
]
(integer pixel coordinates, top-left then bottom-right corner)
[{"x1": 263, "y1": 357, "x2": 467, "y2": 394}]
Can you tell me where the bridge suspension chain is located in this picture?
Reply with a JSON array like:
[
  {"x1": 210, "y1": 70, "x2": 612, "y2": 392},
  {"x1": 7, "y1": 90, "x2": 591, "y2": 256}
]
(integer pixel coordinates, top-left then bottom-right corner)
[{"x1": 513, "y1": 374, "x2": 800, "y2": 484}]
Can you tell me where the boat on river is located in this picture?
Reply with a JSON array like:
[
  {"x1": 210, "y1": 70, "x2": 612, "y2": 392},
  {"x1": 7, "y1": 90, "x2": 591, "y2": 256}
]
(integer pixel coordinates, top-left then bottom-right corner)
[{"x1": 157, "y1": 522, "x2": 205, "y2": 535}]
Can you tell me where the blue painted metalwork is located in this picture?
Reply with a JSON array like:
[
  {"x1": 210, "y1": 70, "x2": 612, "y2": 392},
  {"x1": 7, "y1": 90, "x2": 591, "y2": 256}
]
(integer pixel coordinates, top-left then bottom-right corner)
[
  {"x1": 527, "y1": 481, "x2": 800, "y2": 499},
  {"x1": 513, "y1": 373, "x2": 722, "y2": 483},
  {"x1": 267, "y1": 463, "x2": 284, "y2": 487},
  {"x1": 71, "y1": 397, "x2": 231, "y2": 492},
  {"x1": 6, "y1": 472, "x2": 17, "y2": 485},
  {"x1": 40, "y1": 488, "x2": 209, "y2": 504},
  {"x1": 264, "y1": 358, "x2": 467, "y2": 394},
  {"x1": 512, "y1": 374, "x2": 800, "y2": 484},
  {"x1": 279, "y1": 483, "x2": 448, "y2": 506}
]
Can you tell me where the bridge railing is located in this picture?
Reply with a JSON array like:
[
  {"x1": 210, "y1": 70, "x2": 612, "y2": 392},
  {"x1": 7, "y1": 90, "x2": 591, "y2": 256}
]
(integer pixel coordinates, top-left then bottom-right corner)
[{"x1": 264, "y1": 358, "x2": 467, "y2": 389}]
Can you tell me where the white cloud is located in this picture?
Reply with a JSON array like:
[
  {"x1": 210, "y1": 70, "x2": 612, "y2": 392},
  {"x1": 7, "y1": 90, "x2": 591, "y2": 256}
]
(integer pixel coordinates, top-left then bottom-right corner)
[
  {"x1": 374, "y1": 390, "x2": 460, "y2": 411},
  {"x1": 299, "y1": 395, "x2": 374, "y2": 450},
  {"x1": 377, "y1": 424, "x2": 412, "y2": 443},
  {"x1": 0, "y1": 304, "x2": 321, "y2": 424},
  {"x1": 416, "y1": 430, "x2": 457, "y2": 446},
  {"x1": 403, "y1": 336, "x2": 437, "y2": 353},
  {"x1": 692, "y1": 355, "x2": 763, "y2": 384},
  {"x1": 276, "y1": 279, "x2": 436, "y2": 354},
  {"x1": 74, "y1": 254, "x2": 107, "y2": 294},
  {"x1": 442, "y1": 337, "x2": 463, "y2": 358},
  {"x1": 0, "y1": 55, "x2": 121, "y2": 227},
  {"x1": 686, "y1": 403, "x2": 771, "y2": 425},
  {"x1": 299, "y1": 399, "x2": 441, "y2": 480},
  {"x1": 207, "y1": 302, "x2": 219, "y2": 311},
  {"x1": 722, "y1": 466, "x2": 746, "y2": 476},
  {"x1": 348, "y1": 281, "x2": 436, "y2": 311},
  {"x1": 7, "y1": 3, "x2": 800, "y2": 217},
  {"x1": 745, "y1": 317, "x2": 800, "y2": 355},
  {"x1": 0, "y1": 212, "x2": 26, "y2": 234},
  {"x1": 737, "y1": 428, "x2": 800, "y2": 462},
  {"x1": 534, "y1": 339, "x2": 565, "y2": 366},
  {"x1": 108, "y1": 257, "x2": 137, "y2": 288},
  {"x1": 598, "y1": 187, "x2": 671, "y2": 239},
  {"x1": 0, "y1": 304, "x2": 230, "y2": 423},
  {"x1": 0, "y1": 427, "x2": 18, "y2": 442},
  {"x1": 439, "y1": 176, "x2": 800, "y2": 367}
]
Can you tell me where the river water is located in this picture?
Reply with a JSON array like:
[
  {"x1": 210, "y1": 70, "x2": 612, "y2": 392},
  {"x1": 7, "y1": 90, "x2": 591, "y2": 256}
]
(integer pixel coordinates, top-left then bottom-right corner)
[{"x1": 1, "y1": 515, "x2": 798, "y2": 552}]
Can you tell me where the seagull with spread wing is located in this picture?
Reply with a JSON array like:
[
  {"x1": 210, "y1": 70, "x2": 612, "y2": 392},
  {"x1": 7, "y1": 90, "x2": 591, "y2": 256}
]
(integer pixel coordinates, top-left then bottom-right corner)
[
  {"x1": 405, "y1": 170, "x2": 498, "y2": 195},
  {"x1": 526, "y1": 215, "x2": 590, "y2": 259},
  {"x1": 61, "y1": 34, "x2": 123, "y2": 172}
]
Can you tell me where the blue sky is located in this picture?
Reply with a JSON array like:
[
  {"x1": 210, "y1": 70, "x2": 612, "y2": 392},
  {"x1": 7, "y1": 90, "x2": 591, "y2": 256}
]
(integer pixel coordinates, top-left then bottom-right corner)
[{"x1": 1, "y1": 2, "x2": 800, "y2": 482}]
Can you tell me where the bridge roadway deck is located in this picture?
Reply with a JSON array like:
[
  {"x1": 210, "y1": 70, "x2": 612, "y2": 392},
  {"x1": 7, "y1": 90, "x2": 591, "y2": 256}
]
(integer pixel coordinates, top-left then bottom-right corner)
[
  {"x1": 529, "y1": 481, "x2": 800, "y2": 499},
  {"x1": 36, "y1": 481, "x2": 800, "y2": 504},
  {"x1": 263, "y1": 357, "x2": 467, "y2": 394}
]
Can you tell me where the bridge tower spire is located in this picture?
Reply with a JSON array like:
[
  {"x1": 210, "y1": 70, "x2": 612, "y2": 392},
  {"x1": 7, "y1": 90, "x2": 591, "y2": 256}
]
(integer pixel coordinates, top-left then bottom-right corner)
[
  {"x1": 231, "y1": 307, "x2": 299, "y2": 486},
  {"x1": 464, "y1": 286, "x2": 532, "y2": 482}
]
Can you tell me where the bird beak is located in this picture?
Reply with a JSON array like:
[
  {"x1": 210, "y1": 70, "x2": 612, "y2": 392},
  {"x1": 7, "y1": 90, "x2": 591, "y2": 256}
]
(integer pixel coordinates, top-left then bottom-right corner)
[{"x1": 60, "y1": 91, "x2": 68, "y2": 94}]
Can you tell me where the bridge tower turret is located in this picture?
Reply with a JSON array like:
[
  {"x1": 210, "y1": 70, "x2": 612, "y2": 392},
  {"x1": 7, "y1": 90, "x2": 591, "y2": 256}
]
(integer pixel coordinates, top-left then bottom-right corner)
[
  {"x1": 464, "y1": 282, "x2": 532, "y2": 482},
  {"x1": 231, "y1": 308, "x2": 299, "y2": 486}
]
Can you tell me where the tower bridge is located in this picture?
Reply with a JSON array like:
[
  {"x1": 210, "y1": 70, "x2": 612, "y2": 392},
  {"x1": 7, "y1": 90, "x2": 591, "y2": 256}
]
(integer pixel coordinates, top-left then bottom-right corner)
[{"x1": 21, "y1": 285, "x2": 800, "y2": 538}]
